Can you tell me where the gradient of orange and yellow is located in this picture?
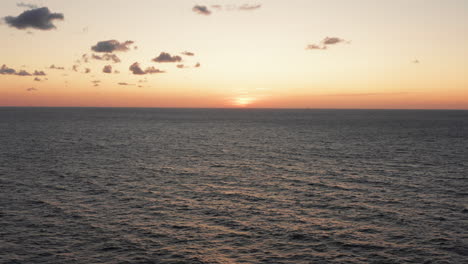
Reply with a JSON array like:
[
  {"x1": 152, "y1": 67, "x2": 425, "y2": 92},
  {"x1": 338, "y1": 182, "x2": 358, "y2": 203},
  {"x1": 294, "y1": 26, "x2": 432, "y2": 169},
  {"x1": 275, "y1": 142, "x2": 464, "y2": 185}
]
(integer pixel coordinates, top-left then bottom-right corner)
[{"x1": 1, "y1": 0, "x2": 467, "y2": 109}]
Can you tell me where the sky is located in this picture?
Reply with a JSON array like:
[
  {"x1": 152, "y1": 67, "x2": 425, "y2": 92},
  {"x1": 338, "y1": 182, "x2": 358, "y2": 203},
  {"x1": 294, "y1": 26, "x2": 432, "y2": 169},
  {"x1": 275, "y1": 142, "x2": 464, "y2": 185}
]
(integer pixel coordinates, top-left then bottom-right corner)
[{"x1": 1, "y1": 0, "x2": 467, "y2": 109}]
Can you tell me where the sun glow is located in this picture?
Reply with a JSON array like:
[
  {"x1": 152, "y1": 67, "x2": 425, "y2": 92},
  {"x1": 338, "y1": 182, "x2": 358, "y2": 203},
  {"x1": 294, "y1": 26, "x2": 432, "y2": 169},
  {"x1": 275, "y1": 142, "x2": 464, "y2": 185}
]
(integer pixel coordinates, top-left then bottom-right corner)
[{"x1": 233, "y1": 97, "x2": 255, "y2": 107}]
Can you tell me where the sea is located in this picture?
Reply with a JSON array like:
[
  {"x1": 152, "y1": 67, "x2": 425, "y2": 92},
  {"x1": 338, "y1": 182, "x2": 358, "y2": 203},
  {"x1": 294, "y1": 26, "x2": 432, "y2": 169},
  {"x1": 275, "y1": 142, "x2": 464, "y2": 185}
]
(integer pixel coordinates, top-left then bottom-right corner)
[{"x1": 0, "y1": 107, "x2": 467, "y2": 264}]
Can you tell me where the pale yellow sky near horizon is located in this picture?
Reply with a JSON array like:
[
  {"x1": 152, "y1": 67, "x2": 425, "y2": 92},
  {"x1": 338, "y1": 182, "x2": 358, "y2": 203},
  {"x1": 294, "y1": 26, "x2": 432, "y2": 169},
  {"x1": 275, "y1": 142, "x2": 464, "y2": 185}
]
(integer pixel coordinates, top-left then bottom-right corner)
[{"x1": 1, "y1": 0, "x2": 467, "y2": 108}]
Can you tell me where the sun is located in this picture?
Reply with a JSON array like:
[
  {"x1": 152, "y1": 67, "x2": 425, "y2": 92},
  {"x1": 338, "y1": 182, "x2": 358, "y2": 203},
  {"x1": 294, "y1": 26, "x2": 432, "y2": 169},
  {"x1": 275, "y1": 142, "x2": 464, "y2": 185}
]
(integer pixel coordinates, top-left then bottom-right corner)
[{"x1": 233, "y1": 97, "x2": 255, "y2": 107}]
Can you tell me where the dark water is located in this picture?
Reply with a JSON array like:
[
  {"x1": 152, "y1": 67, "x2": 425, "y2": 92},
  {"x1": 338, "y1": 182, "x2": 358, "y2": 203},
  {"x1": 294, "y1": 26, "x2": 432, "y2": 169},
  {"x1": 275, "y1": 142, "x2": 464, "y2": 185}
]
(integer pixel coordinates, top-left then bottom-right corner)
[{"x1": 1, "y1": 108, "x2": 467, "y2": 264}]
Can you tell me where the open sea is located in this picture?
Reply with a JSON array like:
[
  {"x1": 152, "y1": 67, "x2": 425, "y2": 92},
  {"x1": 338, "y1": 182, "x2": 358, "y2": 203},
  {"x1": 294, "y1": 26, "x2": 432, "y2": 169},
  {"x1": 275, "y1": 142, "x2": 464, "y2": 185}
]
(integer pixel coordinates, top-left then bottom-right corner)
[{"x1": 0, "y1": 107, "x2": 467, "y2": 264}]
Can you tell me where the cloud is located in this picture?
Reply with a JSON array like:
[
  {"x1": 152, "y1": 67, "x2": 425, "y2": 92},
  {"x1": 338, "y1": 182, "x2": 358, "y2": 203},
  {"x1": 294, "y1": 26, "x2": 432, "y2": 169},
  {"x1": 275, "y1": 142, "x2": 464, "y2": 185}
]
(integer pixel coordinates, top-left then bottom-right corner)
[
  {"x1": 34, "y1": 77, "x2": 41, "y2": 81},
  {"x1": 306, "y1": 44, "x2": 325, "y2": 50},
  {"x1": 92, "y1": 53, "x2": 121, "y2": 63},
  {"x1": 194, "y1": 62, "x2": 201, "y2": 68},
  {"x1": 181, "y1": 51, "x2": 195, "y2": 56},
  {"x1": 118, "y1": 82, "x2": 135, "y2": 86},
  {"x1": 152, "y1": 52, "x2": 182, "y2": 63},
  {"x1": 307, "y1": 37, "x2": 348, "y2": 51},
  {"x1": 91, "y1": 40, "x2": 134, "y2": 53},
  {"x1": 84, "y1": 68, "x2": 91, "y2": 73},
  {"x1": 103, "y1": 65, "x2": 112, "y2": 73},
  {"x1": 4, "y1": 7, "x2": 64, "y2": 30},
  {"x1": 129, "y1": 62, "x2": 165, "y2": 75},
  {"x1": 72, "y1": 65, "x2": 79, "y2": 72},
  {"x1": 0, "y1": 65, "x2": 17, "y2": 75},
  {"x1": 322, "y1": 37, "x2": 346, "y2": 45},
  {"x1": 17, "y1": 2, "x2": 38, "y2": 9},
  {"x1": 177, "y1": 64, "x2": 185, "y2": 69},
  {"x1": 81, "y1": 54, "x2": 89, "y2": 63},
  {"x1": 145, "y1": 67, "x2": 164, "y2": 74},
  {"x1": 412, "y1": 59, "x2": 420, "y2": 64},
  {"x1": 0, "y1": 64, "x2": 46, "y2": 76},
  {"x1": 238, "y1": 4, "x2": 262, "y2": 11},
  {"x1": 211, "y1": 5, "x2": 223, "y2": 10},
  {"x1": 26, "y1": 87, "x2": 37, "y2": 92},
  {"x1": 193, "y1": 5, "x2": 211, "y2": 15},
  {"x1": 91, "y1": 80, "x2": 100, "y2": 87},
  {"x1": 33, "y1": 70, "x2": 46, "y2": 76},
  {"x1": 49, "y1": 64, "x2": 64, "y2": 70}
]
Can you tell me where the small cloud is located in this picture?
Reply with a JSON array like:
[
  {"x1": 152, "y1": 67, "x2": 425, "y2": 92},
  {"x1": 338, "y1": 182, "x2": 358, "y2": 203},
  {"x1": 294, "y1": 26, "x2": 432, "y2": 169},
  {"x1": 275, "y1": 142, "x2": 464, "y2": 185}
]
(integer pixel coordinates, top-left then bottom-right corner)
[
  {"x1": 26, "y1": 87, "x2": 37, "y2": 91},
  {"x1": 193, "y1": 5, "x2": 211, "y2": 16},
  {"x1": 307, "y1": 37, "x2": 348, "y2": 51},
  {"x1": 92, "y1": 53, "x2": 121, "y2": 63},
  {"x1": 306, "y1": 44, "x2": 325, "y2": 50},
  {"x1": 33, "y1": 70, "x2": 46, "y2": 76},
  {"x1": 118, "y1": 82, "x2": 133, "y2": 86},
  {"x1": 84, "y1": 68, "x2": 91, "y2": 73},
  {"x1": 194, "y1": 62, "x2": 201, "y2": 68},
  {"x1": 322, "y1": 37, "x2": 346, "y2": 45},
  {"x1": 91, "y1": 40, "x2": 134, "y2": 53},
  {"x1": 238, "y1": 4, "x2": 262, "y2": 11},
  {"x1": 145, "y1": 67, "x2": 164, "y2": 74},
  {"x1": 129, "y1": 62, "x2": 165, "y2": 75},
  {"x1": 152, "y1": 52, "x2": 182, "y2": 63},
  {"x1": 211, "y1": 5, "x2": 223, "y2": 10},
  {"x1": 91, "y1": 80, "x2": 100, "y2": 86},
  {"x1": 34, "y1": 77, "x2": 41, "y2": 81},
  {"x1": 81, "y1": 54, "x2": 89, "y2": 63},
  {"x1": 4, "y1": 7, "x2": 64, "y2": 30},
  {"x1": 181, "y1": 51, "x2": 195, "y2": 56},
  {"x1": 72, "y1": 65, "x2": 79, "y2": 72},
  {"x1": 17, "y1": 2, "x2": 38, "y2": 9},
  {"x1": 49, "y1": 64, "x2": 64, "y2": 70},
  {"x1": 176, "y1": 64, "x2": 185, "y2": 69},
  {"x1": 412, "y1": 59, "x2": 420, "y2": 64},
  {"x1": 103, "y1": 65, "x2": 112, "y2": 73}
]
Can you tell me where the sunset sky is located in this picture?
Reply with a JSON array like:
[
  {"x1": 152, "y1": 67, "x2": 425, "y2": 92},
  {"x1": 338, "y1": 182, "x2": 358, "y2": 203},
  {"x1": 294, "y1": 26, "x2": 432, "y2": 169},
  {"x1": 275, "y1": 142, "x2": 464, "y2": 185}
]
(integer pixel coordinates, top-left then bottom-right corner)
[{"x1": 1, "y1": 0, "x2": 467, "y2": 108}]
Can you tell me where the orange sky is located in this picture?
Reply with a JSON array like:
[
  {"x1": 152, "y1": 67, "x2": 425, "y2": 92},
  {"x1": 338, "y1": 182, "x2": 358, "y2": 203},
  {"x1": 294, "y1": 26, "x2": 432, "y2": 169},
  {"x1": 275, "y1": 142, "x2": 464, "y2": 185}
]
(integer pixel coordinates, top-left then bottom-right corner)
[{"x1": 1, "y1": 0, "x2": 467, "y2": 109}]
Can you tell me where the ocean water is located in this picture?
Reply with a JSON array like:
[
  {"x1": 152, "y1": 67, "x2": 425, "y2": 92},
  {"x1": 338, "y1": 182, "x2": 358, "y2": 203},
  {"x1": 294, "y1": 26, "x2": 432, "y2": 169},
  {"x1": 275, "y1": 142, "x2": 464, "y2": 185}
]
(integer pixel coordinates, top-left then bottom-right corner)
[{"x1": 0, "y1": 107, "x2": 467, "y2": 264}]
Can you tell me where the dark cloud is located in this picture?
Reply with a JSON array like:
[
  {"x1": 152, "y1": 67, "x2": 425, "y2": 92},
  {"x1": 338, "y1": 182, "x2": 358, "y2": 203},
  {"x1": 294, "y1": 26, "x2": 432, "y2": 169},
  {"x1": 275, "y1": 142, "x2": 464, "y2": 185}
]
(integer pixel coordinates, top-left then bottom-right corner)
[
  {"x1": 238, "y1": 4, "x2": 262, "y2": 11},
  {"x1": 193, "y1": 5, "x2": 211, "y2": 15},
  {"x1": 26, "y1": 87, "x2": 37, "y2": 91},
  {"x1": 0, "y1": 64, "x2": 46, "y2": 76},
  {"x1": 92, "y1": 53, "x2": 121, "y2": 63},
  {"x1": 129, "y1": 62, "x2": 145, "y2": 75},
  {"x1": 194, "y1": 62, "x2": 201, "y2": 68},
  {"x1": 322, "y1": 37, "x2": 346, "y2": 45},
  {"x1": 152, "y1": 52, "x2": 182, "y2": 63},
  {"x1": 4, "y1": 7, "x2": 64, "y2": 30},
  {"x1": 129, "y1": 62, "x2": 165, "y2": 75},
  {"x1": 33, "y1": 70, "x2": 46, "y2": 76},
  {"x1": 118, "y1": 82, "x2": 130, "y2": 86},
  {"x1": 102, "y1": 65, "x2": 112, "y2": 73},
  {"x1": 91, "y1": 80, "x2": 100, "y2": 87},
  {"x1": 176, "y1": 64, "x2": 185, "y2": 69},
  {"x1": 34, "y1": 77, "x2": 41, "y2": 81},
  {"x1": 49, "y1": 64, "x2": 64, "y2": 70},
  {"x1": 91, "y1": 40, "x2": 134, "y2": 53},
  {"x1": 17, "y1": 3, "x2": 38, "y2": 9},
  {"x1": 181, "y1": 51, "x2": 195, "y2": 56},
  {"x1": 84, "y1": 68, "x2": 91, "y2": 73},
  {"x1": 0, "y1": 65, "x2": 17, "y2": 75},
  {"x1": 72, "y1": 65, "x2": 79, "y2": 72}
]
